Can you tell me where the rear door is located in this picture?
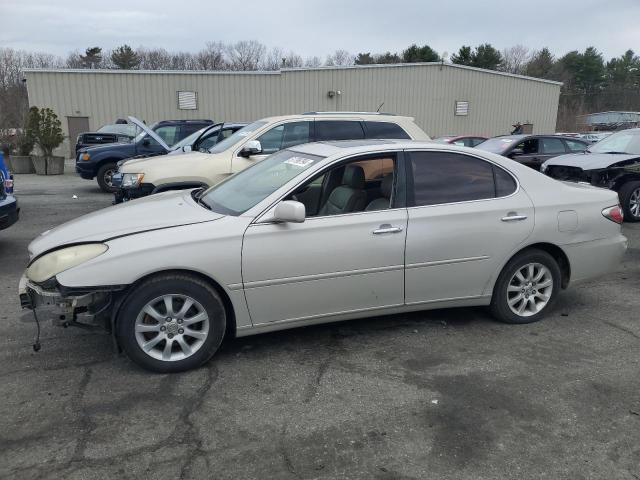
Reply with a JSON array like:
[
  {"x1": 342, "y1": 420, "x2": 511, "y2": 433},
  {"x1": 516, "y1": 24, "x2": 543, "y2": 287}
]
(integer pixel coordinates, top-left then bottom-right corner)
[
  {"x1": 539, "y1": 137, "x2": 569, "y2": 165},
  {"x1": 404, "y1": 149, "x2": 534, "y2": 305}
]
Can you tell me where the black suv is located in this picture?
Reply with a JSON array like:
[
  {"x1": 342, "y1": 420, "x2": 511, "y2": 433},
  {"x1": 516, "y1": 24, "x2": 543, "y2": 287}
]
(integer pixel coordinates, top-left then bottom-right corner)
[{"x1": 76, "y1": 118, "x2": 213, "y2": 192}]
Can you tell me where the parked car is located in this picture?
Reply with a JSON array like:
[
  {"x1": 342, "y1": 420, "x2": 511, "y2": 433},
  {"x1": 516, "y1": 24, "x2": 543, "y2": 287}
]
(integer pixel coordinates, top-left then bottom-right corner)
[
  {"x1": 0, "y1": 151, "x2": 14, "y2": 195},
  {"x1": 542, "y1": 128, "x2": 640, "y2": 221},
  {"x1": 0, "y1": 171, "x2": 18, "y2": 231},
  {"x1": 475, "y1": 134, "x2": 589, "y2": 170},
  {"x1": 578, "y1": 132, "x2": 611, "y2": 144},
  {"x1": 433, "y1": 135, "x2": 487, "y2": 147},
  {"x1": 76, "y1": 118, "x2": 214, "y2": 192},
  {"x1": 111, "y1": 122, "x2": 247, "y2": 198},
  {"x1": 75, "y1": 122, "x2": 138, "y2": 153},
  {"x1": 21, "y1": 140, "x2": 626, "y2": 372},
  {"x1": 116, "y1": 112, "x2": 429, "y2": 202}
]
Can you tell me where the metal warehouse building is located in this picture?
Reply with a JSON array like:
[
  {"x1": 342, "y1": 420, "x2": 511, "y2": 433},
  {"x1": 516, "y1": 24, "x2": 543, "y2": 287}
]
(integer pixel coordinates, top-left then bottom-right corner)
[{"x1": 24, "y1": 63, "x2": 561, "y2": 158}]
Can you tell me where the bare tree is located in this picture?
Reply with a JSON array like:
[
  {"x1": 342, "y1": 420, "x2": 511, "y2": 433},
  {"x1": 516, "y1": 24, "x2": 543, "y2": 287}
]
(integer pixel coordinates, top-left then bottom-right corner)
[
  {"x1": 500, "y1": 45, "x2": 531, "y2": 75},
  {"x1": 226, "y1": 40, "x2": 266, "y2": 71},
  {"x1": 325, "y1": 49, "x2": 355, "y2": 66},
  {"x1": 305, "y1": 56, "x2": 323, "y2": 68},
  {"x1": 137, "y1": 47, "x2": 172, "y2": 70},
  {"x1": 197, "y1": 41, "x2": 226, "y2": 70},
  {"x1": 261, "y1": 47, "x2": 285, "y2": 71}
]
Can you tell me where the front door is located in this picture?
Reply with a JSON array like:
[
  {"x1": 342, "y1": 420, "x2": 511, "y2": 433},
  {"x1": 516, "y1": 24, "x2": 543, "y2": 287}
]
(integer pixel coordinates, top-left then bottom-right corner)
[
  {"x1": 403, "y1": 150, "x2": 535, "y2": 305},
  {"x1": 241, "y1": 153, "x2": 406, "y2": 326},
  {"x1": 67, "y1": 116, "x2": 89, "y2": 158}
]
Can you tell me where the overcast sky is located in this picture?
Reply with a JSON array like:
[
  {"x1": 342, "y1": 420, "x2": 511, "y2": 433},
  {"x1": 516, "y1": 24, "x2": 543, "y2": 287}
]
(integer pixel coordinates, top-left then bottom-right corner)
[{"x1": 1, "y1": 0, "x2": 638, "y2": 60}]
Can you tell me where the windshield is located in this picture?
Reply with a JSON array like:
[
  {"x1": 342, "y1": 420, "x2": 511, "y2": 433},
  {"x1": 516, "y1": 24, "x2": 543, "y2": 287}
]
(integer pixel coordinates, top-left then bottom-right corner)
[
  {"x1": 200, "y1": 149, "x2": 323, "y2": 215},
  {"x1": 97, "y1": 124, "x2": 137, "y2": 136},
  {"x1": 208, "y1": 121, "x2": 267, "y2": 154},
  {"x1": 475, "y1": 137, "x2": 518, "y2": 153},
  {"x1": 588, "y1": 129, "x2": 640, "y2": 155}
]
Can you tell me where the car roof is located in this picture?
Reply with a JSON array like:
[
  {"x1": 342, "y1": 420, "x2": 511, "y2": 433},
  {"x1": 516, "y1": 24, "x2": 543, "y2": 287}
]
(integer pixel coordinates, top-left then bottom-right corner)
[
  {"x1": 289, "y1": 139, "x2": 429, "y2": 157},
  {"x1": 258, "y1": 113, "x2": 414, "y2": 123}
]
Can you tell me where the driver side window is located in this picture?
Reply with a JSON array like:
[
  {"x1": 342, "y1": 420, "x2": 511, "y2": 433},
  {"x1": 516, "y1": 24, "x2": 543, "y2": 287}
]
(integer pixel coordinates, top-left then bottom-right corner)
[
  {"x1": 517, "y1": 138, "x2": 539, "y2": 154},
  {"x1": 287, "y1": 155, "x2": 398, "y2": 217}
]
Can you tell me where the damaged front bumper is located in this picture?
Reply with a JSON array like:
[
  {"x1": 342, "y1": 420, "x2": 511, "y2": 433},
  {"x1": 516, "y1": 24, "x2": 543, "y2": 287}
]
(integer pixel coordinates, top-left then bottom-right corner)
[{"x1": 19, "y1": 274, "x2": 115, "y2": 330}]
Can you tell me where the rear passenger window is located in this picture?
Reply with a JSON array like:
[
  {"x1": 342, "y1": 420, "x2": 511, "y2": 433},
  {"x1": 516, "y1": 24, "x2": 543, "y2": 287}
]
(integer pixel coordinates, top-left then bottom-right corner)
[
  {"x1": 364, "y1": 122, "x2": 410, "y2": 139},
  {"x1": 541, "y1": 137, "x2": 566, "y2": 154},
  {"x1": 408, "y1": 151, "x2": 514, "y2": 206},
  {"x1": 315, "y1": 121, "x2": 365, "y2": 141},
  {"x1": 565, "y1": 139, "x2": 587, "y2": 152},
  {"x1": 494, "y1": 166, "x2": 517, "y2": 197}
]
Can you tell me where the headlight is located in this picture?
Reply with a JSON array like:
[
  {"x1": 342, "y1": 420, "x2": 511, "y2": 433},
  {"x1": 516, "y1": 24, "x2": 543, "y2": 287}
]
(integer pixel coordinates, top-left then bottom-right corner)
[
  {"x1": 121, "y1": 173, "x2": 144, "y2": 188},
  {"x1": 27, "y1": 244, "x2": 108, "y2": 283},
  {"x1": 81, "y1": 153, "x2": 90, "y2": 161}
]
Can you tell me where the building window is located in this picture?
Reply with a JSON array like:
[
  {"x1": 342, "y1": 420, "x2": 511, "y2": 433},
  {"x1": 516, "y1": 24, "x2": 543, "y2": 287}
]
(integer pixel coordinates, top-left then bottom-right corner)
[
  {"x1": 177, "y1": 91, "x2": 197, "y2": 110},
  {"x1": 454, "y1": 101, "x2": 469, "y2": 116}
]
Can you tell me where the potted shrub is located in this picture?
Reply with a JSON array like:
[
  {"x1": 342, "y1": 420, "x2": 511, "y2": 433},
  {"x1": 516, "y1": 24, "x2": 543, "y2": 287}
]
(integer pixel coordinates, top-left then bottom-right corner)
[
  {"x1": 10, "y1": 132, "x2": 36, "y2": 174},
  {"x1": 26, "y1": 107, "x2": 65, "y2": 175}
]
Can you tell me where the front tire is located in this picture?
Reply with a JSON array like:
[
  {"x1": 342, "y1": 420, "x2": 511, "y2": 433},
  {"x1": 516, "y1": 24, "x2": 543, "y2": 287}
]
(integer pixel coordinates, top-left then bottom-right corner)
[
  {"x1": 97, "y1": 162, "x2": 117, "y2": 193},
  {"x1": 619, "y1": 181, "x2": 640, "y2": 222},
  {"x1": 490, "y1": 249, "x2": 561, "y2": 324},
  {"x1": 117, "y1": 273, "x2": 226, "y2": 373}
]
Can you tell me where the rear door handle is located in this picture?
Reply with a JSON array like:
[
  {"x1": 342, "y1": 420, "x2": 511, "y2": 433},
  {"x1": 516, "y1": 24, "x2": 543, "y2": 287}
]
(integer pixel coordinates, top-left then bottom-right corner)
[
  {"x1": 373, "y1": 224, "x2": 403, "y2": 235},
  {"x1": 501, "y1": 214, "x2": 528, "y2": 222}
]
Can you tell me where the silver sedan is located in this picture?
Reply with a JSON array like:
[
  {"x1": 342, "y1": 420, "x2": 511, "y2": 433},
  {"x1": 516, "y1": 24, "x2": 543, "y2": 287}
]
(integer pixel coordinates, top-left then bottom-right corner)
[{"x1": 20, "y1": 140, "x2": 627, "y2": 372}]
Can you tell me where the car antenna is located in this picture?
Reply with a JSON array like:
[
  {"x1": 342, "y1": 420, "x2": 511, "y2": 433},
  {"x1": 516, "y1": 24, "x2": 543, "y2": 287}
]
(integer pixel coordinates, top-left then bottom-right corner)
[{"x1": 376, "y1": 102, "x2": 384, "y2": 113}]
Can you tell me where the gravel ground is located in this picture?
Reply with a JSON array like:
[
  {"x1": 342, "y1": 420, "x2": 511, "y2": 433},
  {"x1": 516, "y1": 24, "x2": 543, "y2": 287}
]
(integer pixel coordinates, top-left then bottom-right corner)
[{"x1": 1, "y1": 167, "x2": 639, "y2": 480}]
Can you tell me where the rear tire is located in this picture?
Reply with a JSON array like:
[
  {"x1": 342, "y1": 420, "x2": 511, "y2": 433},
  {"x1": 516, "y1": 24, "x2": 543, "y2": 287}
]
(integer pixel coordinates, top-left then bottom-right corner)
[
  {"x1": 97, "y1": 162, "x2": 117, "y2": 193},
  {"x1": 490, "y1": 249, "x2": 561, "y2": 324},
  {"x1": 117, "y1": 273, "x2": 226, "y2": 373},
  {"x1": 618, "y1": 181, "x2": 640, "y2": 222}
]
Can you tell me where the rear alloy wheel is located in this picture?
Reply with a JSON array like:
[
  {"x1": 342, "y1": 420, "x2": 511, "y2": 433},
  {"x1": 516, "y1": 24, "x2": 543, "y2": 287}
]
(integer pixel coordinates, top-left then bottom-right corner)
[
  {"x1": 490, "y1": 250, "x2": 561, "y2": 324},
  {"x1": 619, "y1": 181, "x2": 640, "y2": 222},
  {"x1": 117, "y1": 274, "x2": 226, "y2": 373},
  {"x1": 97, "y1": 162, "x2": 117, "y2": 193}
]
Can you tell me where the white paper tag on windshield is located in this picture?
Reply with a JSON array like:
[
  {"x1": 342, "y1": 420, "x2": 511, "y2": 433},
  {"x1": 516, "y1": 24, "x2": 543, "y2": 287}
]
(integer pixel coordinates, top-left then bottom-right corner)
[{"x1": 284, "y1": 157, "x2": 314, "y2": 167}]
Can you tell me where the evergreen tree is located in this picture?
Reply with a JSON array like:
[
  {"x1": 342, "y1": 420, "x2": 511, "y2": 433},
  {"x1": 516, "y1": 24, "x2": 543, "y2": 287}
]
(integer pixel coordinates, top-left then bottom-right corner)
[
  {"x1": 80, "y1": 47, "x2": 102, "y2": 68},
  {"x1": 111, "y1": 44, "x2": 140, "y2": 69}
]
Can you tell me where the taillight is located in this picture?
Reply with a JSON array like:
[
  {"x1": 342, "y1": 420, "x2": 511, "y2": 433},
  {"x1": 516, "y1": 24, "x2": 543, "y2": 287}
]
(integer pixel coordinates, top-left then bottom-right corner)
[{"x1": 602, "y1": 205, "x2": 623, "y2": 224}]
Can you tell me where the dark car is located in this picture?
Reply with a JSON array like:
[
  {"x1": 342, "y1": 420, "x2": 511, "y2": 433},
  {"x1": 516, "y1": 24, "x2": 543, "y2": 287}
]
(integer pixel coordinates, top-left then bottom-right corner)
[
  {"x1": 0, "y1": 173, "x2": 19, "y2": 231},
  {"x1": 76, "y1": 117, "x2": 213, "y2": 192},
  {"x1": 433, "y1": 135, "x2": 487, "y2": 147},
  {"x1": 542, "y1": 128, "x2": 640, "y2": 222},
  {"x1": 475, "y1": 134, "x2": 589, "y2": 170},
  {"x1": 75, "y1": 122, "x2": 138, "y2": 153}
]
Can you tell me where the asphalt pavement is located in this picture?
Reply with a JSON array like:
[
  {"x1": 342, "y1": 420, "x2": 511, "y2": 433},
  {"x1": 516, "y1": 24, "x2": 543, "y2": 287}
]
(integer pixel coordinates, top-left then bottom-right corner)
[{"x1": 1, "y1": 167, "x2": 639, "y2": 479}]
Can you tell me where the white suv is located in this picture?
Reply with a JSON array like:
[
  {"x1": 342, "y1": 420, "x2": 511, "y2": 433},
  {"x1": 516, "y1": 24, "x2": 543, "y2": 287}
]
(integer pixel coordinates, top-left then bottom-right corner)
[{"x1": 115, "y1": 112, "x2": 429, "y2": 202}]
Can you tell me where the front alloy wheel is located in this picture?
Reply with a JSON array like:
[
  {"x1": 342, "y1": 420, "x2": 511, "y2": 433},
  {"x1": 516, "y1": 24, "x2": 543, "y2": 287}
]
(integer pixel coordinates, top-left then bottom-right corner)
[
  {"x1": 118, "y1": 273, "x2": 226, "y2": 372},
  {"x1": 135, "y1": 294, "x2": 210, "y2": 362}
]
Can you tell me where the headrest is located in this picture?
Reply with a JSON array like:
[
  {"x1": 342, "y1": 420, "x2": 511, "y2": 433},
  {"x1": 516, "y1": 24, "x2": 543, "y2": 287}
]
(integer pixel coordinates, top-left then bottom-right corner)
[
  {"x1": 342, "y1": 165, "x2": 365, "y2": 189},
  {"x1": 380, "y1": 174, "x2": 393, "y2": 198}
]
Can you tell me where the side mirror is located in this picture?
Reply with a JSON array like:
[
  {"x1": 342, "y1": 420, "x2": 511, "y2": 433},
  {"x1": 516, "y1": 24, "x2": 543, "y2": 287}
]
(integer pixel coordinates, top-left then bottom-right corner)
[
  {"x1": 273, "y1": 200, "x2": 305, "y2": 223},
  {"x1": 182, "y1": 145, "x2": 192, "y2": 153},
  {"x1": 142, "y1": 138, "x2": 151, "y2": 147},
  {"x1": 509, "y1": 148, "x2": 524, "y2": 158},
  {"x1": 239, "y1": 140, "x2": 262, "y2": 158}
]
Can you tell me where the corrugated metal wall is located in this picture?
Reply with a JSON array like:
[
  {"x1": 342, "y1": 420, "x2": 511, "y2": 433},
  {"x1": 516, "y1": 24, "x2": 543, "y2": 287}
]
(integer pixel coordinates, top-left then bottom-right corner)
[{"x1": 25, "y1": 64, "x2": 560, "y2": 157}]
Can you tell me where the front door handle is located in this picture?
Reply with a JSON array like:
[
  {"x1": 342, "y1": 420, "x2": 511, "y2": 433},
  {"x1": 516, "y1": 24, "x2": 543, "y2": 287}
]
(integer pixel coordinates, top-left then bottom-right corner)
[
  {"x1": 501, "y1": 214, "x2": 528, "y2": 222},
  {"x1": 373, "y1": 224, "x2": 403, "y2": 235}
]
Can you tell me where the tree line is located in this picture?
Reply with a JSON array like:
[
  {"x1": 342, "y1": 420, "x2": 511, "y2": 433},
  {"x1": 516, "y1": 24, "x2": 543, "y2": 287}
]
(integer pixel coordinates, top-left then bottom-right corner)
[{"x1": 2, "y1": 41, "x2": 639, "y2": 132}]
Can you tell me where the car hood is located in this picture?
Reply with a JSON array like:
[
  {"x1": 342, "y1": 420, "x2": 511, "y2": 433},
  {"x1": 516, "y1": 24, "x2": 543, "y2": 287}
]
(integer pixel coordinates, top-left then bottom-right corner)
[
  {"x1": 28, "y1": 189, "x2": 223, "y2": 259},
  {"x1": 119, "y1": 150, "x2": 213, "y2": 172},
  {"x1": 543, "y1": 152, "x2": 640, "y2": 170},
  {"x1": 81, "y1": 142, "x2": 135, "y2": 155}
]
